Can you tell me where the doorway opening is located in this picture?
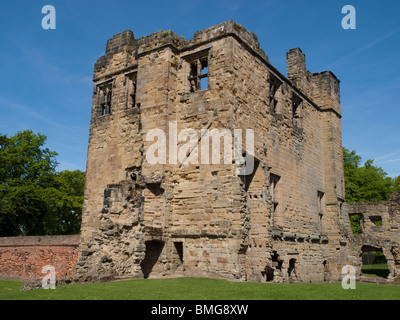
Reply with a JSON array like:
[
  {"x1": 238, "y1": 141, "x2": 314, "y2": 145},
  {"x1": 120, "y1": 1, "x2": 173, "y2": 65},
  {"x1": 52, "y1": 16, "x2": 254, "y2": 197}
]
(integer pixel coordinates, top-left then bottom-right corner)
[
  {"x1": 361, "y1": 245, "x2": 389, "y2": 279},
  {"x1": 141, "y1": 240, "x2": 165, "y2": 278}
]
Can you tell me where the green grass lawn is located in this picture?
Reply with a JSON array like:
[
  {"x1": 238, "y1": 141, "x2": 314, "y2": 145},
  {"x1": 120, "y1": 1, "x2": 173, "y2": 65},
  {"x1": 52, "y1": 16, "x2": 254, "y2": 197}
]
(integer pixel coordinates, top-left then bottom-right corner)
[
  {"x1": 362, "y1": 263, "x2": 390, "y2": 278},
  {"x1": 0, "y1": 277, "x2": 399, "y2": 300}
]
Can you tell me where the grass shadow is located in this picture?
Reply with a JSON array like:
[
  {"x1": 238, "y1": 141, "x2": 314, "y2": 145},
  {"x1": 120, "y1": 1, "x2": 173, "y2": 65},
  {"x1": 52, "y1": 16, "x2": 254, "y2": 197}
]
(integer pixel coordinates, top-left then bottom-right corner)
[{"x1": 362, "y1": 263, "x2": 390, "y2": 278}]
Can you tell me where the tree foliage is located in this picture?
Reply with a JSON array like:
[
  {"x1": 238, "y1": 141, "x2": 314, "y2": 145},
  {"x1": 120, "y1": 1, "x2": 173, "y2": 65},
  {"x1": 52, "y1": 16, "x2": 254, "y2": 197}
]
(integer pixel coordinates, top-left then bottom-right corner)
[
  {"x1": 0, "y1": 130, "x2": 85, "y2": 236},
  {"x1": 343, "y1": 147, "x2": 399, "y2": 203},
  {"x1": 349, "y1": 214, "x2": 362, "y2": 234},
  {"x1": 394, "y1": 176, "x2": 400, "y2": 195}
]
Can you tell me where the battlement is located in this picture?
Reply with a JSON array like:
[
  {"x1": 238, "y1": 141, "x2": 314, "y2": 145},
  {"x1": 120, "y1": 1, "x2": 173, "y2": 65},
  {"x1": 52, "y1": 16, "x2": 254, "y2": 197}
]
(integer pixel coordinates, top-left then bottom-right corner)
[
  {"x1": 286, "y1": 47, "x2": 341, "y2": 117},
  {"x1": 105, "y1": 30, "x2": 135, "y2": 56},
  {"x1": 93, "y1": 20, "x2": 342, "y2": 123},
  {"x1": 312, "y1": 71, "x2": 341, "y2": 115},
  {"x1": 94, "y1": 20, "x2": 268, "y2": 77}
]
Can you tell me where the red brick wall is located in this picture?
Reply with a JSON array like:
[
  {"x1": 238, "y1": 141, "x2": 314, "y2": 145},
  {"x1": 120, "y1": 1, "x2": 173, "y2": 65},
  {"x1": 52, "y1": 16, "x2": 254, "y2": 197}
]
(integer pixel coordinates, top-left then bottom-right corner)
[{"x1": 0, "y1": 235, "x2": 80, "y2": 279}]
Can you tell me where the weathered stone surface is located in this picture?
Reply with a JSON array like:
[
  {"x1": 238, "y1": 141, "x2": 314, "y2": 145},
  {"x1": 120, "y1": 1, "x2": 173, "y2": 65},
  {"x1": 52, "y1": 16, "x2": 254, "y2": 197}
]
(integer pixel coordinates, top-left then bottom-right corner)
[
  {"x1": 75, "y1": 20, "x2": 400, "y2": 284},
  {"x1": 342, "y1": 191, "x2": 400, "y2": 280}
]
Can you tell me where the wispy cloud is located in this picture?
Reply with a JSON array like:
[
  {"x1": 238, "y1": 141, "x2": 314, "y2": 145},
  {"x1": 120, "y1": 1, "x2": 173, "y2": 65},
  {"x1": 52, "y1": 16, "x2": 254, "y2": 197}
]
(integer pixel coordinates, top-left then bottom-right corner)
[
  {"x1": 4, "y1": 32, "x2": 92, "y2": 90},
  {"x1": 327, "y1": 25, "x2": 400, "y2": 70},
  {"x1": 0, "y1": 95, "x2": 88, "y2": 172},
  {"x1": 377, "y1": 158, "x2": 400, "y2": 165},
  {"x1": 375, "y1": 150, "x2": 400, "y2": 162},
  {"x1": 0, "y1": 96, "x2": 87, "y2": 137},
  {"x1": 373, "y1": 150, "x2": 400, "y2": 177},
  {"x1": 218, "y1": 0, "x2": 243, "y2": 13}
]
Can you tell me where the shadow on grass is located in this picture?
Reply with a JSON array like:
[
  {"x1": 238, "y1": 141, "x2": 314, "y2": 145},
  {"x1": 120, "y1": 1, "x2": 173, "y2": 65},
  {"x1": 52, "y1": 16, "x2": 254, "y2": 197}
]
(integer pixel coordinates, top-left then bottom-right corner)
[{"x1": 362, "y1": 263, "x2": 390, "y2": 278}]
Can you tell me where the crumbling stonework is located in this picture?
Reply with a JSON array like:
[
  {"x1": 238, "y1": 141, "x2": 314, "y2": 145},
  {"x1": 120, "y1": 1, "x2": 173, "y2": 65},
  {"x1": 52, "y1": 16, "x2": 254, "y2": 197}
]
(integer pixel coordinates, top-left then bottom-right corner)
[{"x1": 76, "y1": 20, "x2": 400, "y2": 283}]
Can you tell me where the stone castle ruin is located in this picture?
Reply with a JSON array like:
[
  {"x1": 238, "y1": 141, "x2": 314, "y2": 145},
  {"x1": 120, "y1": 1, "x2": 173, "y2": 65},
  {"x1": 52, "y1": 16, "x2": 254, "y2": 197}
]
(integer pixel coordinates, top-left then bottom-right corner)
[{"x1": 76, "y1": 20, "x2": 400, "y2": 283}]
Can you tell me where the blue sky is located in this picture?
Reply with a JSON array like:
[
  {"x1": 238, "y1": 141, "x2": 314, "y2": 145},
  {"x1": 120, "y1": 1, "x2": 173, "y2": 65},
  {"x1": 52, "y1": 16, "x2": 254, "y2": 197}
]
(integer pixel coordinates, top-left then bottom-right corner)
[{"x1": 0, "y1": 0, "x2": 399, "y2": 177}]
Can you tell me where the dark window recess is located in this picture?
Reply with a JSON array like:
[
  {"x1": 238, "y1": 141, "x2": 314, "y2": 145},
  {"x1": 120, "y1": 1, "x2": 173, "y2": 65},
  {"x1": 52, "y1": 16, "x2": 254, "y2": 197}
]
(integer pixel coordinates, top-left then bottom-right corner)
[
  {"x1": 317, "y1": 191, "x2": 325, "y2": 234},
  {"x1": 269, "y1": 73, "x2": 282, "y2": 114},
  {"x1": 270, "y1": 98, "x2": 278, "y2": 114},
  {"x1": 317, "y1": 191, "x2": 325, "y2": 215},
  {"x1": 240, "y1": 156, "x2": 260, "y2": 192},
  {"x1": 292, "y1": 92, "x2": 303, "y2": 127},
  {"x1": 370, "y1": 216, "x2": 383, "y2": 226},
  {"x1": 263, "y1": 266, "x2": 274, "y2": 282},
  {"x1": 288, "y1": 258, "x2": 296, "y2": 277},
  {"x1": 273, "y1": 202, "x2": 279, "y2": 215},
  {"x1": 189, "y1": 57, "x2": 208, "y2": 92},
  {"x1": 126, "y1": 72, "x2": 137, "y2": 108},
  {"x1": 263, "y1": 251, "x2": 282, "y2": 282},
  {"x1": 270, "y1": 173, "x2": 281, "y2": 217},
  {"x1": 174, "y1": 242, "x2": 183, "y2": 263},
  {"x1": 104, "y1": 89, "x2": 112, "y2": 115},
  {"x1": 272, "y1": 251, "x2": 283, "y2": 271},
  {"x1": 97, "y1": 83, "x2": 113, "y2": 116},
  {"x1": 146, "y1": 182, "x2": 164, "y2": 196},
  {"x1": 318, "y1": 213, "x2": 324, "y2": 233}
]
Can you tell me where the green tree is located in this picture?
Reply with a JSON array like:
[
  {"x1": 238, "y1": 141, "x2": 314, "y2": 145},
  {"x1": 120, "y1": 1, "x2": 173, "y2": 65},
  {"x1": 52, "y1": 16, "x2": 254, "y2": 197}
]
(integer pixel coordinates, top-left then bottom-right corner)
[
  {"x1": 349, "y1": 214, "x2": 362, "y2": 234},
  {"x1": 393, "y1": 176, "x2": 400, "y2": 194},
  {"x1": 343, "y1": 147, "x2": 397, "y2": 202},
  {"x1": 0, "y1": 130, "x2": 85, "y2": 236},
  {"x1": 51, "y1": 170, "x2": 85, "y2": 234}
]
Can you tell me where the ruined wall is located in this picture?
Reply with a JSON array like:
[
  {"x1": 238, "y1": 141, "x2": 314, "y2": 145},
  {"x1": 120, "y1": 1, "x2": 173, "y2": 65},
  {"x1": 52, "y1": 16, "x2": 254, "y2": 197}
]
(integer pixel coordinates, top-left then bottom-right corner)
[
  {"x1": 342, "y1": 191, "x2": 400, "y2": 280},
  {"x1": 77, "y1": 30, "x2": 145, "y2": 278},
  {"x1": 167, "y1": 31, "x2": 246, "y2": 280},
  {"x1": 223, "y1": 29, "x2": 349, "y2": 282},
  {"x1": 77, "y1": 21, "x2": 268, "y2": 281},
  {"x1": 0, "y1": 235, "x2": 79, "y2": 279},
  {"x1": 77, "y1": 20, "x2": 382, "y2": 283}
]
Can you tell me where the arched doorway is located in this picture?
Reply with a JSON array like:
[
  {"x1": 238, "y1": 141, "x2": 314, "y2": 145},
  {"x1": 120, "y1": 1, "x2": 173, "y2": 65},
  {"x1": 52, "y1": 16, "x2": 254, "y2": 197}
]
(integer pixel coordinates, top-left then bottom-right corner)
[{"x1": 288, "y1": 258, "x2": 297, "y2": 280}]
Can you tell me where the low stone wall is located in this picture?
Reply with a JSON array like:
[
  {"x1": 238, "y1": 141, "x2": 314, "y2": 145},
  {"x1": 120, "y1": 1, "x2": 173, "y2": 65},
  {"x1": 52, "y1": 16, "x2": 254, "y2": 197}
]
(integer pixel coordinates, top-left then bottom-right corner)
[
  {"x1": 0, "y1": 235, "x2": 80, "y2": 280},
  {"x1": 342, "y1": 192, "x2": 400, "y2": 280}
]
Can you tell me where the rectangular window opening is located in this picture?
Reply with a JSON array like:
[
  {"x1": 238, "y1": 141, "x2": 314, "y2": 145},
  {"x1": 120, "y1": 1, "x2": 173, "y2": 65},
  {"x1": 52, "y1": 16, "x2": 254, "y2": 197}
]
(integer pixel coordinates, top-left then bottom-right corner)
[
  {"x1": 200, "y1": 76, "x2": 208, "y2": 91},
  {"x1": 270, "y1": 98, "x2": 278, "y2": 114},
  {"x1": 146, "y1": 182, "x2": 164, "y2": 196},
  {"x1": 186, "y1": 52, "x2": 209, "y2": 93},
  {"x1": 369, "y1": 216, "x2": 383, "y2": 227},
  {"x1": 126, "y1": 72, "x2": 137, "y2": 109},
  {"x1": 317, "y1": 191, "x2": 325, "y2": 233},
  {"x1": 273, "y1": 202, "x2": 279, "y2": 214},
  {"x1": 96, "y1": 81, "x2": 114, "y2": 116},
  {"x1": 349, "y1": 213, "x2": 364, "y2": 234},
  {"x1": 270, "y1": 173, "x2": 281, "y2": 225},
  {"x1": 292, "y1": 92, "x2": 303, "y2": 128},
  {"x1": 269, "y1": 73, "x2": 282, "y2": 114},
  {"x1": 317, "y1": 191, "x2": 325, "y2": 215},
  {"x1": 174, "y1": 242, "x2": 183, "y2": 263}
]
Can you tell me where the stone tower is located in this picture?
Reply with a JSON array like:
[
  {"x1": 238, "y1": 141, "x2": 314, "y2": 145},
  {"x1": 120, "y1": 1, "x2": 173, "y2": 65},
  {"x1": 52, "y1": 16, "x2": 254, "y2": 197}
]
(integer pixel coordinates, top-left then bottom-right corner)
[{"x1": 76, "y1": 21, "x2": 398, "y2": 283}]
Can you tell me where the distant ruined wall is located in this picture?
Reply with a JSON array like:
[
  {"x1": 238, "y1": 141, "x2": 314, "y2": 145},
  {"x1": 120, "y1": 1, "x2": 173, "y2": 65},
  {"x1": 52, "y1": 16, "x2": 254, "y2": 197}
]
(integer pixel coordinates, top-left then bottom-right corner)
[
  {"x1": 0, "y1": 235, "x2": 79, "y2": 280},
  {"x1": 342, "y1": 191, "x2": 400, "y2": 280}
]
